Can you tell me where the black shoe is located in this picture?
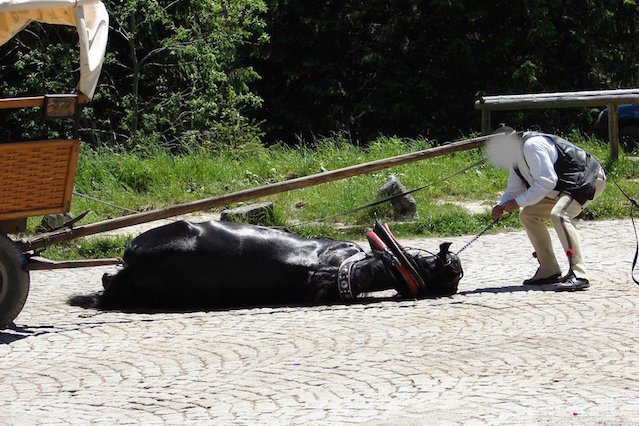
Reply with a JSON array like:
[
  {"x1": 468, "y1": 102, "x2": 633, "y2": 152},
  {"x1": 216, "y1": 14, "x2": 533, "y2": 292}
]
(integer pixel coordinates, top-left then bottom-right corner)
[
  {"x1": 523, "y1": 272, "x2": 561, "y2": 286},
  {"x1": 555, "y1": 274, "x2": 590, "y2": 292}
]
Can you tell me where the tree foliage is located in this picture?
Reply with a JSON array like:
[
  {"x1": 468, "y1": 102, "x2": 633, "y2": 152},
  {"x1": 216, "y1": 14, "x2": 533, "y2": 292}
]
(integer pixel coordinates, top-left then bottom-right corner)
[
  {"x1": 252, "y1": 0, "x2": 639, "y2": 142},
  {"x1": 0, "y1": 0, "x2": 267, "y2": 149},
  {"x1": 1, "y1": 1, "x2": 638, "y2": 147}
]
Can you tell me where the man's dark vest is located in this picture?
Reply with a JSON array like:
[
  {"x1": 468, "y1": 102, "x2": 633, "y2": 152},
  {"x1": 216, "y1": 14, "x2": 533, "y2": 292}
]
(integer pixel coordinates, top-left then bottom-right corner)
[{"x1": 516, "y1": 132, "x2": 601, "y2": 205}]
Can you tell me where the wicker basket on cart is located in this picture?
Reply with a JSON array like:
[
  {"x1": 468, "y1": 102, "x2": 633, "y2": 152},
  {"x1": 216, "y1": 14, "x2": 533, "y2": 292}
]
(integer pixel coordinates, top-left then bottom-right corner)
[{"x1": 0, "y1": 139, "x2": 80, "y2": 222}]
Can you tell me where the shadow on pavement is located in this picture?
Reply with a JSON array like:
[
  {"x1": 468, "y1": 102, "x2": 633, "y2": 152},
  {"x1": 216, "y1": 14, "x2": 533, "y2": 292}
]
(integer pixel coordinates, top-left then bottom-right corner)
[
  {"x1": 1, "y1": 295, "x2": 412, "y2": 344},
  {"x1": 0, "y1": 324, "x2": 56, "y2": 344},
  {"x1": 459, "y1": 284, "x2": 557, "y2": 295},
  {"x1": 0, "y1": 330, "x2": 32, "y2": 345}
]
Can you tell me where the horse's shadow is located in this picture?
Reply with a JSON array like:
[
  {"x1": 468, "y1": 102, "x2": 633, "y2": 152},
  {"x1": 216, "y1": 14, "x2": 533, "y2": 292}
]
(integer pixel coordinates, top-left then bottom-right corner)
[
  {"x1": 2, "y1": 283, "x2": 555, "y2": 344},
  {"x1": 0, "y1": 329, "x2": 31, "y2": 344},
  {"x1": 84, "y1": 293, "x2": 411, "y2": 314},
  {"x1": 1, "y1": 294, "x2": 412, "y2": 344}
]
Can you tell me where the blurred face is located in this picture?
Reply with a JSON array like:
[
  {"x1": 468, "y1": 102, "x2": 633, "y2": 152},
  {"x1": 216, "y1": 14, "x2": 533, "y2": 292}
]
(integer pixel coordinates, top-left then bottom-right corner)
[{"x1": 484, "y1": 132, "x2": 523, "y2": 169}]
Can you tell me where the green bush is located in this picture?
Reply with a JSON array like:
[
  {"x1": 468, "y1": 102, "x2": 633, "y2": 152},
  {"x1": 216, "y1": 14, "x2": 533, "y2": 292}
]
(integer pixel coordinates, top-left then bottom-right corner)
[{"x1": 0, "y1": 0, "x2": 267, "y2": 150}]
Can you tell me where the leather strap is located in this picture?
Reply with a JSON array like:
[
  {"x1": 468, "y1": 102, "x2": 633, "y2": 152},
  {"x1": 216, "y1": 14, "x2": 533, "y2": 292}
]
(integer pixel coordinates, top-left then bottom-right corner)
[
  {"x1": 514, "y1": 167, "x2": 530, "y2": 189},
  {"x1": 366, "y1": 221, "x2": 422, "y2": 296},
  {"x1": 373, "y1": 220, "x2": 424, "y2": 295},
  {"x1": 337, "y1": 252, "x2": 367, "y2": 302}
]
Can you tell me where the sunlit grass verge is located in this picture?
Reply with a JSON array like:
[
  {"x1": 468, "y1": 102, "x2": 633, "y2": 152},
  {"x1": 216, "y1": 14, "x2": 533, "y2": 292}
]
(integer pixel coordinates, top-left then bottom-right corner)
[
  {"x1": 33, "y1": 132, "x2": 637, "y2": 260},
  {"x1": 41, "y1": 236, "x2": 133, "y2": 262}
]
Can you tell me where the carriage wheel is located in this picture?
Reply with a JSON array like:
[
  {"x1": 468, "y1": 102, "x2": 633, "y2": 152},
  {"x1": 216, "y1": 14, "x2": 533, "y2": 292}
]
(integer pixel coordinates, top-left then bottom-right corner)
[{"x1": 0, "y1": 235, "x2": 30, "y2": 329}]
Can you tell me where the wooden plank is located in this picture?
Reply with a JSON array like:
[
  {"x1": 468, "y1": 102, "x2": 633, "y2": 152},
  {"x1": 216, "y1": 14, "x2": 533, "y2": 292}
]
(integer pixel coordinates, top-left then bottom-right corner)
[
  {"x1": 17, "y1": 134, "x2": 490, "y2": 251},
  {"x1": 475, "y1": 95, "x2": 639, "y2": 110},
  {"x1": 0, "y1": 94, "x2": 87, "y2": 110},
  {"x1": 0, "y1": 218, "x2": 27, "y2": 234},
  {"x1": 478, "y1": 88, "x2": 639, "y2": 102},
  {"x1": 0, "y1": 96, "x2": 45, "y2": 109},
  {"x1": 608, "y1": 103, "x2": 619, "y2": 161}
]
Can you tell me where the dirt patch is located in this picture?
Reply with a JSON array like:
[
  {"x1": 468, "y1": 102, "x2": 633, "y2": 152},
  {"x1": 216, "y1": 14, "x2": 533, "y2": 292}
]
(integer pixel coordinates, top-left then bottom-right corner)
[{"x1": 435, "y1": 199, "x2": 492, "y2": 215}]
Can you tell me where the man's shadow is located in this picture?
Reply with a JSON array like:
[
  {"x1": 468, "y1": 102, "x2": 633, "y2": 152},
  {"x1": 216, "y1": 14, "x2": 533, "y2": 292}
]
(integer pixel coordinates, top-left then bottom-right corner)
[{"x1": 459, "y1": 283, "x2": 557, "y2": 295}]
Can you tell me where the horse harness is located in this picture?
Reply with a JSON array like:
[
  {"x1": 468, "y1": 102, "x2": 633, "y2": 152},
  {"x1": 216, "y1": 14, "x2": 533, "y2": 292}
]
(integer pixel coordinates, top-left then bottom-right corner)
[
  {"x1": 337, "y1": 220, "x2": 428, "y2": 303},
  {"x1": 337, "y1": 251, "x2": 367, "y2": 302}
]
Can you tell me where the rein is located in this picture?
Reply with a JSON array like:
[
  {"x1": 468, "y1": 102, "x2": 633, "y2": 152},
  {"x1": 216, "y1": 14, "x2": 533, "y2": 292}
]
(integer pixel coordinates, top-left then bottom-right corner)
[
  {"x1": 292, "y1": 159, "x2": 486, "y2": 227},
  {"x1": 609, "y1": 178, "x2": 639, "y2": 285},
  {"x1": 455, "y1": 213, "x2": 512, "y2": 256}
]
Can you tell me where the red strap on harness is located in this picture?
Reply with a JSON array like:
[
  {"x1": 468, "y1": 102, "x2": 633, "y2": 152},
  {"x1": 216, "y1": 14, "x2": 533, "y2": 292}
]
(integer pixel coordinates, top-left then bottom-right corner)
[
  {"x1": 395, "y1": 263, "x2": 420, "y2": 296},
  {"x1": 383, "y1": 223, "x2": 400, "y2": 245},
  {"x1": 365, "y1": 229, "x2": 387, "y2": 250},
  {"x1": 366, "y1": 228, "x2": 420, "y2": 296}
]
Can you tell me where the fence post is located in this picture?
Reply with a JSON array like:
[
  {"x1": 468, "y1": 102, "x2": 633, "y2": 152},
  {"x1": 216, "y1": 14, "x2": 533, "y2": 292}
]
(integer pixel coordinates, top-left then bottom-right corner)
[
  {"x1": 607, "y1": 103, "x2": 619, "y2": 161},
  {"x1": 481, "y1": 109, "x2": 491, "y2": 134}
]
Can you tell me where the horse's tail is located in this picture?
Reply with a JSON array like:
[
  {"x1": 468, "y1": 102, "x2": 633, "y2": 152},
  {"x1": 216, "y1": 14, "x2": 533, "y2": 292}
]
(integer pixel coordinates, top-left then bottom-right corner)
[{"x1": 67, "y1": 292, "x2": 102, "y2": 308}]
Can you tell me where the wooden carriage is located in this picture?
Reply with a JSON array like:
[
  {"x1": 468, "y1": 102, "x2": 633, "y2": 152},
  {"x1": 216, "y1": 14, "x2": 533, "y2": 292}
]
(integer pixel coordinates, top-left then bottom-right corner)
[
  {"x1": 0, "y1": 0, "x2": 489, "y2": 328},
  {"x1": 0, "y1": 0, "x2": 108, "y2": 327},
  {"x1": 0, "y1": 96, "x2": 84, "y2": 233}
]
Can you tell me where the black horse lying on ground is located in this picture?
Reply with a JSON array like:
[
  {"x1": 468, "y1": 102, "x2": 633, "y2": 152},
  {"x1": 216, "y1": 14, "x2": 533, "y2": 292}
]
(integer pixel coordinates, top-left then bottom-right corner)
[{"x1": 70, "y1": 220, "x2": 463, "y2": 310}]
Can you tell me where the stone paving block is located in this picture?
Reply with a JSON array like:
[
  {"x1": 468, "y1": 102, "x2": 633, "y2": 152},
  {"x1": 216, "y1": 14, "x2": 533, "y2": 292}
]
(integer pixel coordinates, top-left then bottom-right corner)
[{"x1": 0, "y1": 219, "x2": 638, "y2": 424}]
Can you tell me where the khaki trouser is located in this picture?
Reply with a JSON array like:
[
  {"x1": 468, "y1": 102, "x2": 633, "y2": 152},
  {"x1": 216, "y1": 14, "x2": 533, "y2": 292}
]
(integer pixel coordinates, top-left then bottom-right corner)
[{"x1": 519, "y1": 172, "x2": 606, "y2": 280}]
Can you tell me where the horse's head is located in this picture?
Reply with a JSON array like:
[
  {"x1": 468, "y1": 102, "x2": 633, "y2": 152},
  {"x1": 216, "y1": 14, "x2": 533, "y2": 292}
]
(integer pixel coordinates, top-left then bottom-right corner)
[
  {"x1": 365, "y1": 221, "x2": 463, "y2": 299},
  {"x1": 410, "y1": 242, "x2": 463, "y2": 297}
]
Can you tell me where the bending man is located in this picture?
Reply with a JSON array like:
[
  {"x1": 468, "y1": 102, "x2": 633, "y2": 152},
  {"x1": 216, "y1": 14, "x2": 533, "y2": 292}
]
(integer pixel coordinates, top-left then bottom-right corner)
[{"x1": 487, "y1": 127, "x2": 606, "y2": 291}]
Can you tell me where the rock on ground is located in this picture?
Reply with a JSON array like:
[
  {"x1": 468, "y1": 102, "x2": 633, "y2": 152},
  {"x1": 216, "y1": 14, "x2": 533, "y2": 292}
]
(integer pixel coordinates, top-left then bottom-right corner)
[
  {"x1": 380, "y1": 174, "x2": 418, "y2": 220},
  {"x1": 221, "y1": 202, "x2": 275, "y2": 225}
]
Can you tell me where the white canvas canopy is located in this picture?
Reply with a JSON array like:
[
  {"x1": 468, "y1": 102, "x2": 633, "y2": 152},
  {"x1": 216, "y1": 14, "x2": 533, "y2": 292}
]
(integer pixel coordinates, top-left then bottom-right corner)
[{"x1": 0, "y1": 0, "x2": 108, "y2": 99}]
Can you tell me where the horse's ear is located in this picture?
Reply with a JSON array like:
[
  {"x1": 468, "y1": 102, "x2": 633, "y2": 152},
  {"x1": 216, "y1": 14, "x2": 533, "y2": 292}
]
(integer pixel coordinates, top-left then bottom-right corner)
[{"x1": 437, "y1": 242, "x2": 453, "y2": 258}]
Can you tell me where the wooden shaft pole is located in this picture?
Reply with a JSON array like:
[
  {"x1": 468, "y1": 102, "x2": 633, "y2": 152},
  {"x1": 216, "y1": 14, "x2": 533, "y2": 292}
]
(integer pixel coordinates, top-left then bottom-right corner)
[
  {"x1": 18, "y1": 134, "x2": 490, "y2": 251},
  {"x1": 26, "y1": 257, "x2": 123, "y2": 271},
  {"x1": 608, "y1": 103, "x2": 619, "y2": 161}
]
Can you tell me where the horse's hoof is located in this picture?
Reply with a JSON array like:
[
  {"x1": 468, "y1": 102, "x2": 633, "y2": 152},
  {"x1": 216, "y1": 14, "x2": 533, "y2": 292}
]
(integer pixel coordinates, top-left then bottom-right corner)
[{"x1": 102, "y1": 273, "x2": 114, "y2": 290}]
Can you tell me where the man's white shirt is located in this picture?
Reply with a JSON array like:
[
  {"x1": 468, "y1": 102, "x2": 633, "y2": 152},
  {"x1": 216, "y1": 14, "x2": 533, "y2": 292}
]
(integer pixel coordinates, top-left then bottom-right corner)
[{"x1": 499, "y1": 134, "x2": 560, "y2": 207}]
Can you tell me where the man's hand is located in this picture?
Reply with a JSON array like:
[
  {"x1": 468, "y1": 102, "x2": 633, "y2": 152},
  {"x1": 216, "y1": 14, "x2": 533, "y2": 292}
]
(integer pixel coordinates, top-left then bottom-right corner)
[
  {"x1": 492, "y1": 199, "x2": 520, "y2": 222},
  {"x1": 501, "y1": 199, "x2": 520, "y2": 213}
]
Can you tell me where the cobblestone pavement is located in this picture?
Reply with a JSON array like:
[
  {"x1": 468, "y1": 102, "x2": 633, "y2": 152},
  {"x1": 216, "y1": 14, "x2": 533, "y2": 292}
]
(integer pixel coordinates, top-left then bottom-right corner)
[{"x1": 1, "y1": 219, "x2": 638, "y2": 425}]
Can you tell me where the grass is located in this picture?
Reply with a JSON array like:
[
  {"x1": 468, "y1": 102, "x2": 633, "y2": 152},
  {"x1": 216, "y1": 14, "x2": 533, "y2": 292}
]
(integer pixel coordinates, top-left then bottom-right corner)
[{"x1": 24, "y1": 133, "x2": 638, "y2": 260}]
